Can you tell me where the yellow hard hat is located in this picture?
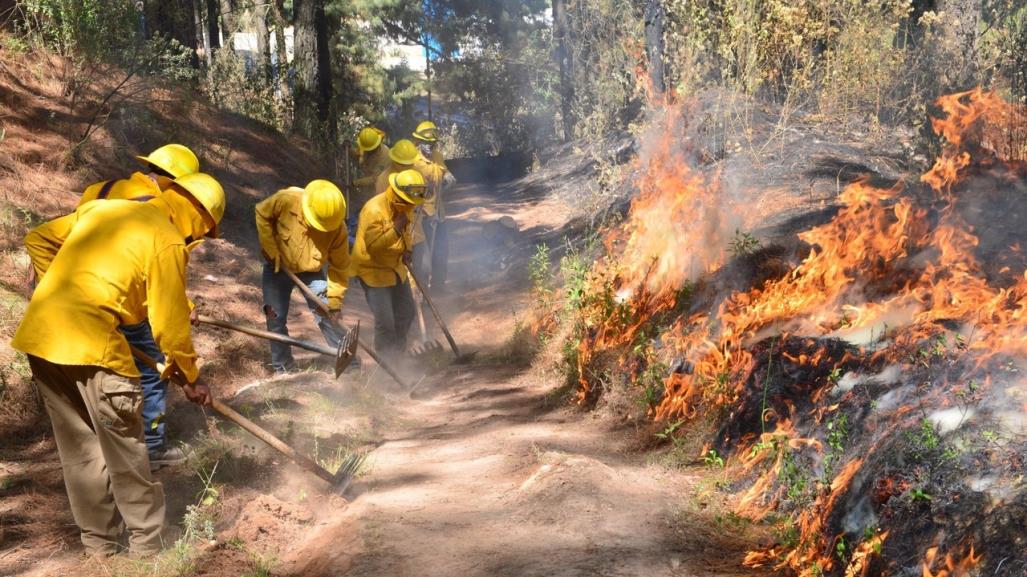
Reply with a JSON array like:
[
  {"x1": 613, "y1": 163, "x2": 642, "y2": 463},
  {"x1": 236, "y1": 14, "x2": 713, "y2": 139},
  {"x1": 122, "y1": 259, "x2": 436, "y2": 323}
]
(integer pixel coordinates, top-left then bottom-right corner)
[
  {"x1": 302, "y1": 179, "x2": 346, "y2": 232},
  {"x1": 357, "y1": 127, "x2": 385, "y2": 152},
  {"x1": 174, "y1": 173, "x2": 225, "y2": 238},
  {"x1": 137, "y1": 144, "x2": 200, "y2": 178},
  {"x1": 389, "y1": 169, "x2": 427, "y2": 205},
  {"x1": 389, "y1": 139, "x2": 419, "y2": 165},
  {"x1": 412, "y1": 121, "x2": 439, "y2": 142}
]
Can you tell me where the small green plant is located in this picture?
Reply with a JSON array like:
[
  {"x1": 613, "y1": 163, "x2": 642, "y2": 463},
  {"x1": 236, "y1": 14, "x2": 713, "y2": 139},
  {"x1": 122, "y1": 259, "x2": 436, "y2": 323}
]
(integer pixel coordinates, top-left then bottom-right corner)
[
  {"x1": 981, "y1": 430, "x2": 1001, "y2": 444},
  {"x1": 827, "y1": 367, "x2": 843, "y2": 384},
  {"x1": 907, "y1": 418, "x2": 941, "y2": 461},
  {"x1": 528, "y1": 243, "x2": 552, "y2": 296},
  {"x1": 729, "y1": 229, "x2": 761, "y2": 257},
  {"x1": 835, "y1": 535, "x2": 848, "y2": 564},
  {"x1": 780, "y1": 449, "x2": 814, "y2": 507},
  {"x1": 1, "y1": 36, "x2": 29, "y2": 54},
  {"x1": 636, "y1": 360, "x2": 667, "y2": 411},
  {"x1": 702, "y1": 449, "x2": 725, "y2": 468},
  {"x1": 823, "y1": 413, "x2": 849, "y2": 476},
  {"x1": 560, "y1": 243, "x2": 593, "y2": 312},
  {"x1": 655, "y1": 419, "x2": 686, "y2": 441},
  {"x1": 195, "y1": 461, "x2": 220, "y2": 507},
  {"x1": 909, "y1": 488, "x2": 933, "y2": 502},
  {"x1": 776, "y1": 518, "x2": 801, "y2": 548},
  {"x1": 750, "y1": 437, "x2": 777, "y2": 458}
]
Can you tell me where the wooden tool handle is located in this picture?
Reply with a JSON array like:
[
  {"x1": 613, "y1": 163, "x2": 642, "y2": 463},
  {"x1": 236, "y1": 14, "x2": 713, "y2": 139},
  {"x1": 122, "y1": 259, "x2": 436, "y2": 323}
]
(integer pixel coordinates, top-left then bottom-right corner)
[
  {"x1": 210, "y1": 399, "x2": 334, "y2": 484},
  {"x1": 197, "y1": 315, "x2": 335, "y2": 356},
  {"x1": 282, "y1": 269, "x2": 413, "y2": 389},
  {"x1": 128, "y1": 345, "x2": 336, "y2": 484},
  {"x1": 407, "y1": 267, "x2": 461, "y2": 358}
]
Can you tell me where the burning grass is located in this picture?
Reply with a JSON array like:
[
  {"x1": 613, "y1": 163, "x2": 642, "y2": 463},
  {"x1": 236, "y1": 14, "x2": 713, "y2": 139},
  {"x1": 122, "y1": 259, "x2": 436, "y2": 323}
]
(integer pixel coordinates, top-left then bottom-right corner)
[{"x1": 540, "y1": 88, "x2": 1027, "y2": 576}]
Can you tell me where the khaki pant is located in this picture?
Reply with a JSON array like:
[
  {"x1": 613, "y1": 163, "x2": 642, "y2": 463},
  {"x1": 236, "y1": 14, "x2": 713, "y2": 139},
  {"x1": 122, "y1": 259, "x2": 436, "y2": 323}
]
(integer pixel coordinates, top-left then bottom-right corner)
[{"x1": 29, "y1": 356, "x2": 165, "y2": 556}]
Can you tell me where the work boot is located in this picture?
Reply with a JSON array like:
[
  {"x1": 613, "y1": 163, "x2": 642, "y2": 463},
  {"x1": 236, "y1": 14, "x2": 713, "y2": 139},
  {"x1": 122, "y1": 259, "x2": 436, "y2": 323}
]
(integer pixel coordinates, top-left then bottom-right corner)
[
  {"x1": 271, "y1": 361, "x2": 301, "y2": 375},
  {"x1": 149, "y1": 445, "x2": 187, "y2": 471}
]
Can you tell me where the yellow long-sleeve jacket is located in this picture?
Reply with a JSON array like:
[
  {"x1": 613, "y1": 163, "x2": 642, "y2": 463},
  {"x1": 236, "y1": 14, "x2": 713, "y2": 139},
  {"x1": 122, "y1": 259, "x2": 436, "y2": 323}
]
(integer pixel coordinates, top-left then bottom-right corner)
[
  {"x1": 13, "y1": 197, "x2": 201, "y2": 382},
  {"x1": 78, "y1": 171, "x2": 172, "y2": 206},
  {"x1": 350, "y1": 188, "x2": 415, "y2": 287},
  {"x1": 375, "y1": 161, "x2": 408, "y2": 196},
  {"x1": 255, "y1": 188, "x2": 350, "y2": 309},
  {"x1": 353, "y1": 144, "x2": 391, "y2": 214},
  {"x1": 414, "y1": 150, "x2": 449, "y2": 219},
  {"x1": 411, "y1": 150, "x2": 451, "y2": 244}
]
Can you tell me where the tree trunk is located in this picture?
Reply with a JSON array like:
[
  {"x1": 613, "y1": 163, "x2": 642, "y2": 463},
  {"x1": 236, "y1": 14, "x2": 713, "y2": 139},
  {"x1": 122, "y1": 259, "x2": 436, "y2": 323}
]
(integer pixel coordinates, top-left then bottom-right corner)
[
  {"x1": 643, "y1": 0, "x2": 666, "y2": 95},
  {"x1": 150, "y1": 0, "x2": 199, "y2": 67},
  {"x1": 206, "y1": 0, "x2": 220, "y2": 53},
  {"x1": 219, "y1": 0, "x2": 237, "y2": 48},
  {"x1": 193, "y1": 0, "x2": 207, "y2": 66},
  {"x1": 294, "y1": 0, "x2": 332, "y2": 141},
  {"x1": 270, "y1": 0, "x2": 290, "y2": 104},
  {"x1": 314, "y1": 0, "x2": 334, "y2": 142},
  {"x1": 898, "y1": 0, "x2": 981, "y2": 95},
  {"x1": 933, "y1": 0, "x2": 981, "y2": 92},
  {"x1": 254, "y1": 3, "x2": 270, "y2": 77},
  {"x1": 553, "y1": 0, "x2": 575, "y2": 141}
]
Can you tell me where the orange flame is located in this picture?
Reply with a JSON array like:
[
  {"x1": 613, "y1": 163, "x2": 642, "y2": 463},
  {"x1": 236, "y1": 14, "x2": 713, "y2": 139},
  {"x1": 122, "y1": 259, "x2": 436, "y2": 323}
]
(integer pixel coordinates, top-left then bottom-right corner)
[
  {"x1": 576, "y1": 88, "x2": 1022, "y2": 572},
  {"x1": 922, "y1": 544, "x2": 982, "y2": 577},
  {"x1": 843, "y1": 531, "x2": 889, "y2": 577}
]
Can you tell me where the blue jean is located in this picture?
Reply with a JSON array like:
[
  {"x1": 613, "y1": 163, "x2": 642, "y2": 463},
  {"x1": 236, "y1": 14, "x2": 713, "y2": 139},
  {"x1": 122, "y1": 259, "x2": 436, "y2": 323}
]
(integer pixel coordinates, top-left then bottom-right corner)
[
  {"x1": 262, "y1": 264, "x2": 344, "y2": 371},
  {"x1": 119, "y1": 320, "x2": 165, "y2": 452}
]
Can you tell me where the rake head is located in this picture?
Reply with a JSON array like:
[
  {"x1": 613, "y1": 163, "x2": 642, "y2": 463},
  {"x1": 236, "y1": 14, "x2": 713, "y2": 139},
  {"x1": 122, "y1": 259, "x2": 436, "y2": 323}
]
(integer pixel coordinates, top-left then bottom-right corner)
[
  {"x1": 329, "y1": 452, "x2": 367, "y2": 495},
  {"x1": 333, "y1": 321, "x2": 361, "y2": 378},
  {"x1": 410, "y1": 339, "x2": 445, "y2": 361}
]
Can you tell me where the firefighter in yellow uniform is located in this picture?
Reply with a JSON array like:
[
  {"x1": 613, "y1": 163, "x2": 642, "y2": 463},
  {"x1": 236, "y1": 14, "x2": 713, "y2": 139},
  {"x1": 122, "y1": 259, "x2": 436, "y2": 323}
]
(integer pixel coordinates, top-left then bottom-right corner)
[
  {"x1": 73, "y1": 143, "x2": 202, "y2": 470},
  {"x1": 374, "y1": 139, "x2": 419, "y2": 195},
  {"x1": 411, "y1": 121, "x2": 456, "y2": 293},
  {"x1": 79, "y1": 144, "x2": 200, "y2": 205},
  {"x1": 12, "y1": 173, "x2": 225, "y2": 558},
  {"x1": 255, "y1": 180, "x2": 350, "y2": 373},
  {"x1": 351, "y1": 169, "x2": 426, "y2": 357},
  {"x1": 352, "y1": 127, "x2": 391, "y2": 219}
]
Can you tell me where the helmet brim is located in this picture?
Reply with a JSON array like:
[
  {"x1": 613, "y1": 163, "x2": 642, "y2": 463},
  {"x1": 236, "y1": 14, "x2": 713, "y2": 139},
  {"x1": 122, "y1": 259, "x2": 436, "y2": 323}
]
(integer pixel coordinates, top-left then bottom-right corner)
[{"x1": 136, "y1": 154, "x2": 183, "y2": 178}]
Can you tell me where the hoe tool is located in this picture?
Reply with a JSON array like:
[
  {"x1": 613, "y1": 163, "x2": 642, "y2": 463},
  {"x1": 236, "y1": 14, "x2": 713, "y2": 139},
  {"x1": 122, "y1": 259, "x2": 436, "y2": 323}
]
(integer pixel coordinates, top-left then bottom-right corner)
[
  {"x1": 410, "y1": 275, "x2": 441, "y2": 358},
  {"x1": 409, "y1": 209, "x2": 432, "y2": 348},
  {"x1": 283, "y1": 268, "x2": 413, "y2": 390},
  {"x1": 196, "y1": 315, "x2": 359, "y2": 379},
  {"x1": 129, "y1": 345, "x2": 364, "y2": 494},
  {"x1": 407, "y1": 267, "x2": 475, "y2": 364}
]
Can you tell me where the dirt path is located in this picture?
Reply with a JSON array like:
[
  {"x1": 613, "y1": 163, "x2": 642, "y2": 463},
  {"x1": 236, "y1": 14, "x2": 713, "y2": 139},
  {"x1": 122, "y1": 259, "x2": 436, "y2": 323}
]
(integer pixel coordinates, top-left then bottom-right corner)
[{"x1": 311, "y1": 365, "x2": 753, "y2": 577}]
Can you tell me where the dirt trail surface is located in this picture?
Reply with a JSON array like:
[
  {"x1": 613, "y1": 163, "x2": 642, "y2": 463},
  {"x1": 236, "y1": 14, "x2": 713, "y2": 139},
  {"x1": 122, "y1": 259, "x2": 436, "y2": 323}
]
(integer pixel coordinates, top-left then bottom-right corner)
[{"x1": 331, "y1": 369, "x2": 736, "y2": 577}]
